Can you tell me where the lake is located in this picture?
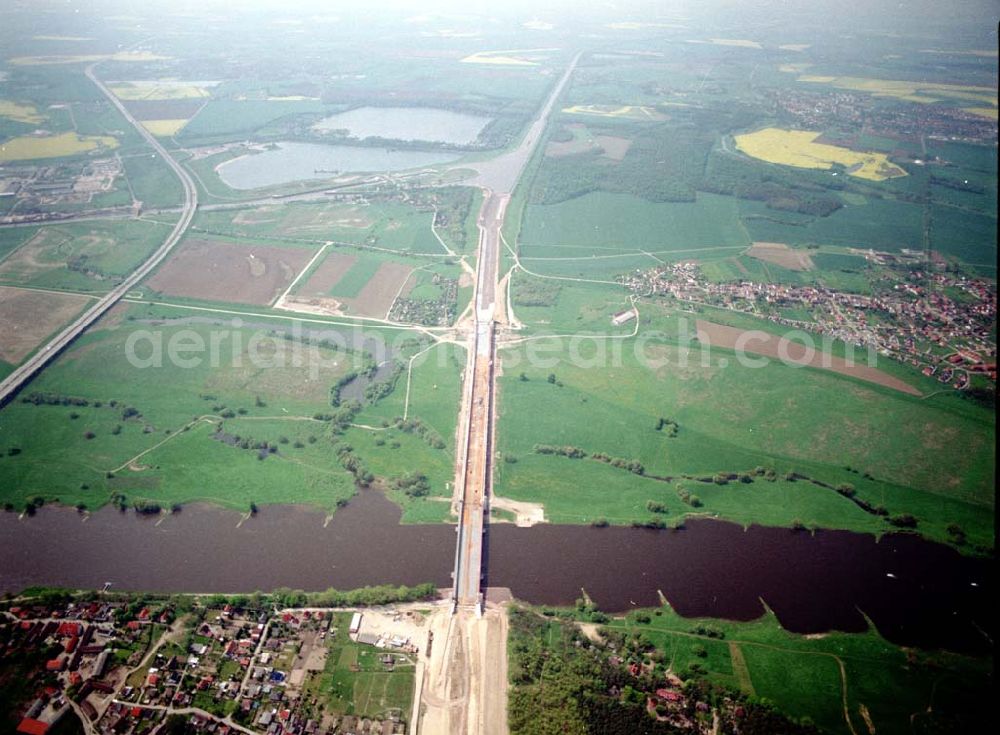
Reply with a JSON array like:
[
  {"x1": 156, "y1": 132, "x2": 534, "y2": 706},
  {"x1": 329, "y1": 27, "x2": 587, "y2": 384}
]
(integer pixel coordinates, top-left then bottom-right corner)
[
  {"x1": 216, "y1": 142, "x2": 461, "y2": 190},
  {"x1": 313, "y1": 106, "x2": 491, "y2": 145},
  {"x1": 0, "y1": 491, "x2": 991, "y2": 653}
]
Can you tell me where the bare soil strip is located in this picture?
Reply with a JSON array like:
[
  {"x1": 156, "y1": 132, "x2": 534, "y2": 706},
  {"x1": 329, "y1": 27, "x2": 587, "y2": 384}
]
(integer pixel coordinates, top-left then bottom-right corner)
[
  {"x1": 747, "y1": 241, "x2": 814, "y2": 271},
  {"x1": 146, "y1": 238, "x2": 313, "y2": 305},
  {"x1": 696, "y1": 319, "x2": 922, "y2": 396},
  {"x1": 0, "y1": 286, "x2": 92, "y2": 363}
]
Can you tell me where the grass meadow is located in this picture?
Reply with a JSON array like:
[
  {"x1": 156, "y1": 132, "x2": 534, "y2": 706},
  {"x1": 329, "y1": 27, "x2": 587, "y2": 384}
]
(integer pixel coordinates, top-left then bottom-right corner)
[{"x1": 494, "y1": 334, "x2": 994, "y2": 547}]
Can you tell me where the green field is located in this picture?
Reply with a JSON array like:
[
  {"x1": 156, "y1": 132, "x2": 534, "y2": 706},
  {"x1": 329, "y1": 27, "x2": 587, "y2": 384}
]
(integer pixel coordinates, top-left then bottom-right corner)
[
  {"x1": 494, "y1": 325, "x2": 994, "y2": 548},
  {"x1": 0, "y1": 218, "x2": 178, "y2": 293},
  {"x1": 0, "y1": 299, "x2": 466, "y2": 518},
  {"x1": 349, "y1": 342, "x2": 466, "y2": 522},
  {"x1": 519, "y1": 191, "x2": 749, "y2": 272},
  {"x1": 193, "y1": 196, "x2": 460, "y2": 256},
  {"x1": 0, "y1": 304, "x2": 373, "y2": 512},
  {"x1": 329, "y1": 257, "x2": 383, "y2": 298}
]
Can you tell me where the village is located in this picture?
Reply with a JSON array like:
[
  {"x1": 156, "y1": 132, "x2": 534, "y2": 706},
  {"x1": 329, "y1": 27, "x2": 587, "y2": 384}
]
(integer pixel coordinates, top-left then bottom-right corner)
[
  {"x1": 768, "y1": 87, "x2": 998, "y2": 145},
  {"x1": 621, "y1": 258, "x2": 997, "y2": 388},
  {"x1": 1, "y1": 595, "x2": 427, "y2": 735}
]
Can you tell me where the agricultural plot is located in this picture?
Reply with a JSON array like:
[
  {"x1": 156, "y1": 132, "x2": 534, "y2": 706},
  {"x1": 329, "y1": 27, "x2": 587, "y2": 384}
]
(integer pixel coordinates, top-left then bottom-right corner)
[
  {"x1": 739, "y1": 197, "x2": 924, "y2": 253},
  {"x1": 0, "y1": 305, "x2": 368, "y2": 511},
  {"x1": 0, "y1": 218, "x2": 175, "y2": 292},
  {"x1": 107, "y1": 82, "x2": 215, "y2": 137},
  {"x1": 688, "y1": 38, "x2": 764, "y2": 49},
  {"x1": 0, "y1": 285, "x2": 91, "y2": 365},
  {"x1": 0, "y1": 100, "x2": 45, "y2": 124},
  {"x1": 562, "y1": 104, "x2": 667, "y2": 121},
  {"x1": 285, "y1": 249, "x2": 415, "y2": 319},
  {"x1": 518, "y1": 192, "x2": 749, "y2": 276},
  {"x1": 0, "y1": 131, "x2": 118, "y2": 161},
  {"x1": 177, "y1": 99, "x2": 328, "y2": 141},
  {"x1": 460, "y1": 49, "x2": 557, "y2": 66},
  {"x1": 145, "y1": 236, "x2": 315, "y2": 306},
  {"x1": 7, "y1": 51, "x2": 168, "y2": 66},
  {"x1": 734, "y1": 128, "x2": 908, "y2": 181},
  {"x1": 230, "y1": 201, "x2": 374, "y2": 237},
  {"x1": 195, "y1": 199, "x2": 446, "y2": 254},
  {"x1": 797, "y1": 75, "x2": 997, "y2": 117},
  {"x1": 745, "y1": 242, "x2": 814, "y2": 271},
  {"x1": 107, "y1": 80, "x2": 214, "y2": 101},
  {"x1": 694, "y1": 320, "x2": 920, "y2": 395}
]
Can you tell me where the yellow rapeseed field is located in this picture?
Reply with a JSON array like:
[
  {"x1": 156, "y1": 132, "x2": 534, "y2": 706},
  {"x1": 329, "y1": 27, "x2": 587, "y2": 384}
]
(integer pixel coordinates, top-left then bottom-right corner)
[
  {"x1": 0, "y1": 131, "x2": 118, "y2": 161},
  {"x1": 460, "y1": 52, "x2": 538, "y2": 66},
  {"x1": 109, "y1": 82, "x2": 210, "y2": 100},
  {"x1": 140, "y1": 119, "x2": 188, "y2": 136},
  {"x1": 963, "y1": 107, "x2": 998, "y2": 120},
  {"x1": 0, "y1": 101, "x2": 45, "y2": 124},
  {"x1": 734, "y1": 128, "x2": 907, "y2": 182},
  {"x1": 797, "y1": 75, "x2": 996, "y2": 112},
  {"x1": 460, "y1": 49, "x2": 557, "y2": 66},
  {"x1": 8, "y1": 51, "x2": 167, "y2": 66}
]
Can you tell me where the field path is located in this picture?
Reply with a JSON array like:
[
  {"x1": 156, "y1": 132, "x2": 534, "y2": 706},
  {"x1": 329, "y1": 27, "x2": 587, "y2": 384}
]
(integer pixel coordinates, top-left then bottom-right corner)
[{"x1": 729, "y1": 641, "x2": 756, "y2": 695}]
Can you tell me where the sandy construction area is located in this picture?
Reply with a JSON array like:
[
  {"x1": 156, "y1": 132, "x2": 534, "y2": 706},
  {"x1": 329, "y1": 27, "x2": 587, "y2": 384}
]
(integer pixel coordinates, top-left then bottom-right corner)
[
  {"x1": 417, "y1": 606, "x2": 508, "y2": 735},
  {"x1": 0, "y1": 286, "x2": 91, "y2": 364},
  {"x1": 145, "y1": 238, "x2": 313, "y2": 306},
  {"x1": 695, "y1": 319, "x2": 921, "y2": 395}
]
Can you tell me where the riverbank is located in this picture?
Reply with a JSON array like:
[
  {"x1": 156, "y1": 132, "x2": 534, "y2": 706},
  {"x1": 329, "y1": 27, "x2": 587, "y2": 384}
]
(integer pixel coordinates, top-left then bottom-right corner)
[{"x1": 1, "y1": 490, "x2": 991, "y2": 653}]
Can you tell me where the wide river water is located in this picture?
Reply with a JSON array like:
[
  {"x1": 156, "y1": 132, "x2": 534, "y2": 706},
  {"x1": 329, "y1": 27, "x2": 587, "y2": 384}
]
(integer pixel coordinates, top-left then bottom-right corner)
[
  {"x1": 216, "y1": 142, "x2": 461, "y2": 189},
  {"x1": 0, "y1": 490, "x2": 991, "y2": 653}
]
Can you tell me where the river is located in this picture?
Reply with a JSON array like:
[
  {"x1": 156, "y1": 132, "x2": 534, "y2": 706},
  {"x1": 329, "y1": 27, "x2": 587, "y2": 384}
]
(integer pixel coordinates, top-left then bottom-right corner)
[{"x1": 0, "y1": 490, "x2": 991, "y2": 653}]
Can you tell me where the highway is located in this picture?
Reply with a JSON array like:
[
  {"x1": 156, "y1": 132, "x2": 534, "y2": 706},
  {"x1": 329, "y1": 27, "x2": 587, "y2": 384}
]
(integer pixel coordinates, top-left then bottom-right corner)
[
  {"x1": 0, "y1": 64, "x2": 198, "y2": 407},
  {"x1": 421, "y1": 53, "x2": 581, "y2": 735},
  {"x1": 450, "y1": 57, "x2": 581, "y2": 611}
]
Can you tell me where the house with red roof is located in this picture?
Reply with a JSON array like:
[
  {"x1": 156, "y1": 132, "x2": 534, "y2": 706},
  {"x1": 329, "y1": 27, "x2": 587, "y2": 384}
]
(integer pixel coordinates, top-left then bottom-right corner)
[{"x1": 16, "y1": 719, "x2": 48, "y2": 735}]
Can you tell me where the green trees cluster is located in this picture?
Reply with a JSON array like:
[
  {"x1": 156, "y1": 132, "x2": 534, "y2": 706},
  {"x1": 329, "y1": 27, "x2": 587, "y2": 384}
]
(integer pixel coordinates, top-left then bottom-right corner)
[
  {"x1": 394, "y1": 416, "x2": 446, "y2": 450},
  {"x1": 507, "y1": 607, "x2": 821, "y2": 735},
  {"x1": 335, "y1": 444, "x2": 374, "y2": 486},
  {"x1": 655, "y1": 417, "x2": 679, "y2": 437},
  {"x1": 393, "y1": 472, "x2": 431, "y2": 498}
]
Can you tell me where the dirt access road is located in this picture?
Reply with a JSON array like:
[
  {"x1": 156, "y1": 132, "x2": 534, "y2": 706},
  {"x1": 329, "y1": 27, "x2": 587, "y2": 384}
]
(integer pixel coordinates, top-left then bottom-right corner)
[{"x1": 416, "y1": 605, "x2": 508, "y2": 735}]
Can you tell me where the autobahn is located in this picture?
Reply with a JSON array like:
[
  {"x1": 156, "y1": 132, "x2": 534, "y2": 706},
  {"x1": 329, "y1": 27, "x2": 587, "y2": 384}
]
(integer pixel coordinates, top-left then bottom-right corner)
[
  {"x1": 450, "y1": 55, "x2": 579, "y2": 611},
  {"x1": 0, "y1": 64, "x2": 198, "y2": 407}
]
